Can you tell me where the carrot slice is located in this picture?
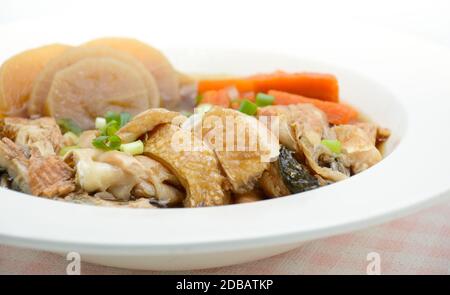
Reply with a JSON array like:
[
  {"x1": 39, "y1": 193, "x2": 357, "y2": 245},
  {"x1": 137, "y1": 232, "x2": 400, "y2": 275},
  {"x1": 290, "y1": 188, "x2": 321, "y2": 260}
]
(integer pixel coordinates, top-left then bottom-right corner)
[
  {"x1": 200, "y1": 89, "x2": 231, "y2": 108},
  {"x1": 268, "y1": 90, "x2": 358, "y2": 125},
  {"x1": 250, "y1": 71, "x2": 339, "y2": 102},
  {"x1": 198, "y1": 72, "x2": 339, "y2": 102},
  {"x1": 198, "y1": 79, "x2": 255, "y2": 93}
]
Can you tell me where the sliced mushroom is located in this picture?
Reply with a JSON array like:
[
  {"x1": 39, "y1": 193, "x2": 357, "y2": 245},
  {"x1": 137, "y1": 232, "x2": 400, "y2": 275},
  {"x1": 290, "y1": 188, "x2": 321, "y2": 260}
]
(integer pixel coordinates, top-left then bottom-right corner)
[
  {"x1": 117, "y1": 108, "x2": 186, "y2": 143},
  {"x1": 144, "y1": 124, "x2": 229, "y2": 207},
  {"x1": 198, "y1": 107, "x2": 279, "y2": 193},
  {"x1": 332, "y1": 124, "x2": 382, "y2": 174}
]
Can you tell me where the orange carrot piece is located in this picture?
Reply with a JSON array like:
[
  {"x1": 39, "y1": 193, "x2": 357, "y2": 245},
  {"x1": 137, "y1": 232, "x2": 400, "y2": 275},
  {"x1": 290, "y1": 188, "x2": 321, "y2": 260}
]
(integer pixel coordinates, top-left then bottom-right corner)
[
  {"x1": 200, "y1": 89, "x2": 230, "y2": 107},
  {"x1": 198, "y1": 72, "x2": 339, "y2": 102},
  {"x1": 251, "y1": 72, "x2": 339, "y2": 102},
  {"x1": 268, "y1": 90, "x2": 358, "y2": 125},
  {"x1": 198, "y1": 79, "x2": 255, "y2": 93}
]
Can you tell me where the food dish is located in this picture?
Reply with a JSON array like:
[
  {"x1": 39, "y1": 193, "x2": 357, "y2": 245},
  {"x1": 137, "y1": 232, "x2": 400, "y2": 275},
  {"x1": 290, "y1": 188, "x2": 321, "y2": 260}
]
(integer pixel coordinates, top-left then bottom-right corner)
[
  {"x1": 0, "y1": 37, "x2": 390, "y2": 208},
  {"x1": 0, "y1": 19, "x2": 449, "y2": 270}
]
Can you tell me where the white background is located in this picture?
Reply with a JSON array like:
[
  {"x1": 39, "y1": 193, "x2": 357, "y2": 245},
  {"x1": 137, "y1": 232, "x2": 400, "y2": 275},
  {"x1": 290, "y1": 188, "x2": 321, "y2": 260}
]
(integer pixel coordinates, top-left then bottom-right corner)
[{"x1": 1, "y1": 0, "x2": 450, "y2": 48}]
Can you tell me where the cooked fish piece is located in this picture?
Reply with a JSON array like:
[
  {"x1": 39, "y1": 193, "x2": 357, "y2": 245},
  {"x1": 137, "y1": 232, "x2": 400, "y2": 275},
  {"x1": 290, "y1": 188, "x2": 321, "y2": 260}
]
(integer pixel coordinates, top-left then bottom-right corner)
[
  {"x1": 144, "y1": 124, "x2": 229, "y2": 207},
  {"x1": 353, "y1": 122, "x2": 391, "y2": 146},
  {"x1": 233, "y1": 189, "x2": 264, "y2": 204},
  {"x1": 135, "y1": 155, "x2": 184, "y2": 206},
  {"x1": 28, "y1": 149, "x2": 75, "y2": 197},
  {"x1": 64, "y1": 192, "x2": 155, "y2": 208},
  {"x1": 0, "y1": 172, "x2": 10, "y2": 188},
  {"x1": 0, "y1": 117, "x2": 63, "y2": 156},
  {"x1": 70, "y1": 148, "x2": 124, "y2": 195},
  {"x1": 259, "y1": 104, "x2": 349, "y2": 182},
  {"x1": 77, "y1": 130, "x2": 99, "y2": 148},
  {"x1": 332, "y1": 125, "x2": 382, "y2": 174},
  {"x1": 258, "y1": 104, "x2": 329, "y2": 152},
  {"x1": 0, "y1": 138, "x2": 29, "y2": 192},
  {"x1": 199, "y1": 107, "x2": 279, "y2": 193},
  {"x1": 70, "y1": 149, "x2": 145, "y2": 201},
  {"x1": 117, "y1": 108, "x2": 186, "y2": 143},
  {"x1": 296, "y1": 125, "x2": 349, "y2": 181},
  {"x1": 259, "y1": 161, "x2": 290, "y2": 198}
]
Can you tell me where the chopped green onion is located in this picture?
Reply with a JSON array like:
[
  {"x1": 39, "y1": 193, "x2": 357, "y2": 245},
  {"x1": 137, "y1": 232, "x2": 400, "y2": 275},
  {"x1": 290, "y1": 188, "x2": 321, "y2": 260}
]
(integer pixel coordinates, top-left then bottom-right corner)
[
  {"x1": 95, "y1": 117, "x2": 106, "y2": 130},
  {"x1": 59, "y1": 145, "x2": 78, "y2": 157},
  {"x1": 63, "y1": 132, "x2": 79, "y2": 145},
  {"x1": 238, "y1": 99, "x2": 258, "y2": 116},
  {"x1": 102, "y1": 120, "x2": 120, "y2": 136},
  {"x1": 120, "y1": 140, "x2": 144, "y2": 155},
  {"x1": 108, "y1": 135, "x2": 122, "y2": 150},
  {"x1": 105, "y1": 111, "x2": 120, "y2": 124},
  {"x1": 119, "y1": 112, "x2": 132, "y2": 127},
  {"x1": 255, "y1": 93, "x2": 275, "y2": 107},
  {"x1": 92, "y1": 135, "x2": 122, "y2": 151},
  {"x1": 195, "y1": 103, "x2": 213, "y2": 115},
  {"x1": 92, "y1": 135, "x2": 109, "y2": 150},
  {"x1": 104, "y1": 111, "x2": 131, "y2": 128},
  {"x1": 57, "y1": 119, "x2": 82, "y2": 135},
  {"x1": 321, "y1": 139, "x2": 342, "y2": 154}
]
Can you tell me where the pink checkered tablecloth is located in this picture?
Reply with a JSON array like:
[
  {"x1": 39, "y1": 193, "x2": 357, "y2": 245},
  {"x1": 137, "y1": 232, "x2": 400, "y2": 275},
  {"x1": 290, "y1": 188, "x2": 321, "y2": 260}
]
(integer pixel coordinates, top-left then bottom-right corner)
[{"x1": 1, "y1": 200, "x2": 450, "y2": 275}]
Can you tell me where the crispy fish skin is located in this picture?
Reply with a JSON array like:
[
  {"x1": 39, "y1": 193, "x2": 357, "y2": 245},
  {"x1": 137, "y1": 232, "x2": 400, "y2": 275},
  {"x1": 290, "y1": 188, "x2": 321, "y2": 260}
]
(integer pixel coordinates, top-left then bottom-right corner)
[
  {"x1": 200, "y1": 107, "x2": 277, "y2": 194},
  {"x1": 259, "y1": 160, "x2": 290, "y2": 198},
  {"x1": 144, "y1": 124, "x2": 229, "y2": 207},
  {"x1": 117, "y1": 108, "x2": 186, "y2": 143},
  {"x1": 28, "y1": 149, "x2": 75, "y2": 197}
]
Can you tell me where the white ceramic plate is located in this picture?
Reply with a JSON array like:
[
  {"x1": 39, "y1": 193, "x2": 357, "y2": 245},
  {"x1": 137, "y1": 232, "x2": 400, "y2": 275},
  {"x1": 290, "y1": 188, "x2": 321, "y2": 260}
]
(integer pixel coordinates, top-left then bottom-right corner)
[{"x1": 0, "y1": 18, "x2": 449, "y2": 270}]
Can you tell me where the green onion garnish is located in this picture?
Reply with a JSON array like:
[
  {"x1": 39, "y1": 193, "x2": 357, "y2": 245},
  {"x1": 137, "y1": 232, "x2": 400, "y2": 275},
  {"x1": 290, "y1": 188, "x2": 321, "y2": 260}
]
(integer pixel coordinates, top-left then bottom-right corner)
[
  {"x1": 102, "y1": 120, "x2": 120, "y2": 136},
  {"x1": 92, "y1": 135, "x2": 122, "y2": 151},
  {"x1": 105, "y1": 111, "x2": 120, "y2": 124},
  {"x1": 238, "y1": 99, "x2": 258, "y2": 116},
  {"x1": 120, "y1": 140, "x2": 144, "y2": 155},
  {"x1": 255, "y1": 93, "x2": 275, "y2": 107},
  {"x1": 57, "y1": 119, "x2": 82, "y2": 135},
  {"x1": 119, "y1": 112, "x2": 132, "y2": 127},
  {"x1": 104, "y1": 111, "x2": 131, "y2": 128},
  {"x1": 59, "y1": 145, "x2": 79, "y2": 157},
  {"x1": 321, "y1": 139, "x2": 342, "y2": 154},
  {"x1": 95, "y1": 117, "x2": 106, "y2": 129}
]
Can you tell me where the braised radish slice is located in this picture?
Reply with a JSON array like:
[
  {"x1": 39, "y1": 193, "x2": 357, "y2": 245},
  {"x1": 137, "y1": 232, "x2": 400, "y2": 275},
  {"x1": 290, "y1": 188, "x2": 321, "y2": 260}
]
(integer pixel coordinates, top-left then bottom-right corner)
[
  {"x1": 28, "y1": 46, "x2": 159, "y2": 116},
  {"x1": 84, "y1": 37, "x2": 180, "y2": 108},
  {"x1": 0, "y1": 44, "x2": 70, "y2": 117},
  {"x1": 46, "y1": 57, "x2": 150, "y2": 130}
]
